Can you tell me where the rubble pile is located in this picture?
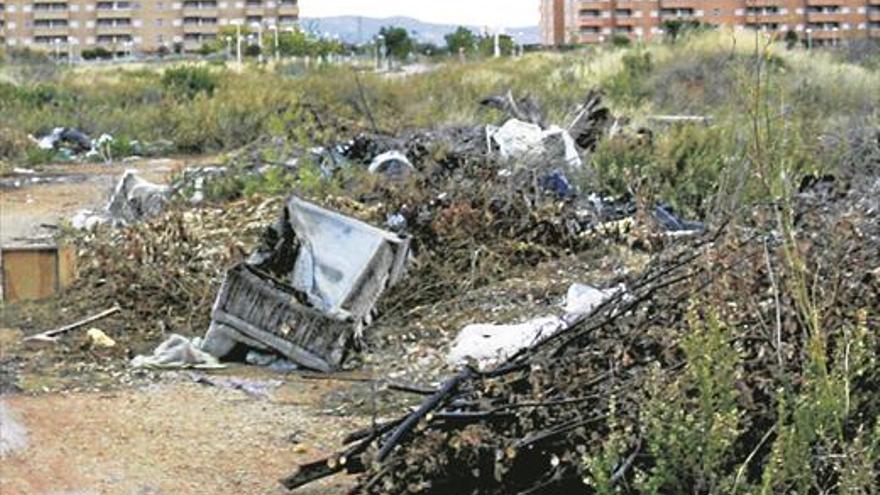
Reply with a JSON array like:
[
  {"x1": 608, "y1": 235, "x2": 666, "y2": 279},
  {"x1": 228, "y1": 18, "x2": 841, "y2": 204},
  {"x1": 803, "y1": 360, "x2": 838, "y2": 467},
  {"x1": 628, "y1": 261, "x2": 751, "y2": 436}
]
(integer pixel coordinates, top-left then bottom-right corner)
[
  {"x1": 282, "y1": 175, "x2": 879, "y2": 493},
  {"x1": 67, "y1": 197, "x2": 281, "y2": 345}
]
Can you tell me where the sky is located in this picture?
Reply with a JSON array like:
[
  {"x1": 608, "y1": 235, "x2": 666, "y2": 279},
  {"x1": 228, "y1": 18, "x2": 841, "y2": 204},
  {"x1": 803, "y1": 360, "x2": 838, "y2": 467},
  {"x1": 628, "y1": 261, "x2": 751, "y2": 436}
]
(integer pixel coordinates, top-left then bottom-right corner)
[{"x1": 299, "y1": 0, "x2": 539, "y2": 28}]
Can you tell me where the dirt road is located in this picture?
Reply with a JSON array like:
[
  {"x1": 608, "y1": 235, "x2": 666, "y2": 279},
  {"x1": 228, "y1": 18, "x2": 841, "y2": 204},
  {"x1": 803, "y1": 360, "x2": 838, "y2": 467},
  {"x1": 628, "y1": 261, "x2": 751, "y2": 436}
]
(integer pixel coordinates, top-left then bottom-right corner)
[
  {"x1": 0, "y1": 159, "x2": 184, "y2": 246},
  {"x1": 0, "y1": 375, "x2": 367, "y2": 495}
]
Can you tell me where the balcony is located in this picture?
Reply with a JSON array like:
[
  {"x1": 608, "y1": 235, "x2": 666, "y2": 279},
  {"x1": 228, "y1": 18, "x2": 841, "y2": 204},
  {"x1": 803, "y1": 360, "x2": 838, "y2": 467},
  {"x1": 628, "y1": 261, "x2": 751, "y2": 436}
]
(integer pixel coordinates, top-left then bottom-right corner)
[
  {"x1": 658, "y1": 0, "x2": 697, "y2": 9},
  {"x1": 183, "y1": 7, "x2": 218, "y2": 17},
  {"x1": 96, "y1": 8, "x2": 133, "y2": 18},
  {"x1": 183, "y1": 23, "x2": 219, "y2": 34},
  {"x1": 743, "y1": 13, "x2": 786, "y2": 24},
  {"x1": 804, "y1": 0, "x2": 844, "y2": 6},
  {"x1": 806, "y1": 12, "x2": 844, "y2": 23},
  {"x1": 32, "y1": 24, "x2": 70, "y2": 36},
  {"x1": 578, "y1": 16, "x2": 606, "y2": 28},
  {"x1": 614, "y1": 16, "x2": 639, "y2": 26},
  {"x1": 578, "y1": 1, "x2": 610, "y2": 10},
  {"x1": 744, "y1": 0, "x2": 785, "y2": 6},
  {"x1": 96, "y1": 24, "x2": 133, "y2": 36},
  {"x1": 867, "y1": 8, "x2": 880, "y2": 21},
  {"x1": 32, "y1": 5, "x2": 70, "y2": 21},
  {"x1": 277, "y1": 3, "x2": 298, "y2": 16}
]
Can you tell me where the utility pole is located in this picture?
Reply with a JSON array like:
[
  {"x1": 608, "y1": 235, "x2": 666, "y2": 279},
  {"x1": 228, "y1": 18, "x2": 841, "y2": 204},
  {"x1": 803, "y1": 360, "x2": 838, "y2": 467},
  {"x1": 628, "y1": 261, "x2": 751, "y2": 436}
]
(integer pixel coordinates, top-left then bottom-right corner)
[{"x1": 236, "y1": 22, "x2": 243, "y2": 70}]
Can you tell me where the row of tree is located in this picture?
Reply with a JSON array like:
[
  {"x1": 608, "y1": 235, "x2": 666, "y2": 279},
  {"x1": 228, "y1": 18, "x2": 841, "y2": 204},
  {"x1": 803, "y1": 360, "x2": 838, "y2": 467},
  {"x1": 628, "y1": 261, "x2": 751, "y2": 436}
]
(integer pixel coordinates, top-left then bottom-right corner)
[{"x1": 196, "y1": 25, "x2": 520, "y2": 61}]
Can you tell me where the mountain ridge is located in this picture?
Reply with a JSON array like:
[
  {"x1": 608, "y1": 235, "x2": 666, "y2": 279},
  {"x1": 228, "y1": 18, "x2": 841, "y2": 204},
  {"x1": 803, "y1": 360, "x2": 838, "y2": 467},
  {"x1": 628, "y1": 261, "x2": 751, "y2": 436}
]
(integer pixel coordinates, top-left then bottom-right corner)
[{"x1": 301, "y1": 15, "x2": 540, "y2": 46}]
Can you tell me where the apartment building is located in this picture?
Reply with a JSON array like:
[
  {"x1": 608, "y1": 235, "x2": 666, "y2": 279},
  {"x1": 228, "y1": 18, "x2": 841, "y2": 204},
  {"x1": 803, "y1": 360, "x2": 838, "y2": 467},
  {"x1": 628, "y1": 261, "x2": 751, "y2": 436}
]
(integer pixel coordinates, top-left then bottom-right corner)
[
  {"x1": 0, "y1": 0, "x2": 300, "y2": 56},
  {"x1": 542, "y1": 0, "x2": 880, "y2": 45}
]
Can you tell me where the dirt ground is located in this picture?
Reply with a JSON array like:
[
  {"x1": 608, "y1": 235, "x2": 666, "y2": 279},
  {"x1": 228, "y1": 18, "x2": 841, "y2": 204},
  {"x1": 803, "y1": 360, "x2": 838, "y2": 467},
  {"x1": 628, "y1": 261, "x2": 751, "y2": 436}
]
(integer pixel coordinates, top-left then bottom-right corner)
[
  {"x1": 0, "y1": 159, "x2": 194, "y2": 246},
  {"x1": 0, "y1": 373, "x2": 368, "y2": 495}
]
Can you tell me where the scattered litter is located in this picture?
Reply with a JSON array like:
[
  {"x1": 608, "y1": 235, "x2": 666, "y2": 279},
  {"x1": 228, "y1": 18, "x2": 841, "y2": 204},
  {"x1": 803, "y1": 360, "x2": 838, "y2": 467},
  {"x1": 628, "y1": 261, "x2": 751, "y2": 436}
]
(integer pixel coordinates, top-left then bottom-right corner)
[
  {"x1": 488, "y1": 119, "x2": 582, "y2": 169},
  {"x1": 653, "y1": 203, "x2": 705, "y2": 233},
  {"x1": 86, "y1": 328, "x2": 116, "y2": 348},
  {"x1": 562, "y1": 283, "x2": 622, "y2": 315},
  {"x1": 245, "y1": 350, "x2": 299, "y2": 373},
  {"x1": 447, "y1": 316, "x2": 566, "y2": 370},
  {"x1": 0, "y1": 402, "x2": 28, "y2": 458},
  {"x1": 368, "y1": 150, "x2": 415, "y2": 180},
  {"x1": 105, "y1": 171, "x2": 171, "y2": 225},
  {"x1": 189, "y1": 372, "x2": 282, "y2": 399},
  {"x1": 35, "y1": 127, "x2": 92, "y2": 154},
  {"x1": 539, "y1": 170, "x2": 574, "y2": 197},
  {"x1": 23, "y1": 306, "x2": 120, "y2": 343},
  {"x1": 203, "y1": 196, "x2": 410, "y2": 372},
  {"x1": 131, "y1": 334, "x2": 225, "y2": 369}
]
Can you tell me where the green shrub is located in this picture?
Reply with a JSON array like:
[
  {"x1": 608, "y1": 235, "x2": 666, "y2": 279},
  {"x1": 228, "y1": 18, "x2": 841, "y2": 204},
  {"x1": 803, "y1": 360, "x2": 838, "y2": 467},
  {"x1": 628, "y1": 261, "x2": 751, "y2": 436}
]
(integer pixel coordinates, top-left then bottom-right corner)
[
  {"x1": 161, "y1": 65, "x2": 218, "y2": 99},
  {"x1": 81, "y1": 47, "x2": 113, "y2": 60},
  {"x1": 604, "y1": 50, "x2": 653, "y2": 108},
  {"x1": 611, "y1": 34, "x2": 632, "y2": 48}
]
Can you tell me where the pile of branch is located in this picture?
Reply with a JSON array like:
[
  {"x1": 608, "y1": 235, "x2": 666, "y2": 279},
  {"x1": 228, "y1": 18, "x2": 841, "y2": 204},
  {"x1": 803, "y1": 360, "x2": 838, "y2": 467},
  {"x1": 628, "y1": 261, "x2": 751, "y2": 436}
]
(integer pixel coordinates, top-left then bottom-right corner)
[{"x1": 282, "y1": 175, "x2": 879, "y2": 493}]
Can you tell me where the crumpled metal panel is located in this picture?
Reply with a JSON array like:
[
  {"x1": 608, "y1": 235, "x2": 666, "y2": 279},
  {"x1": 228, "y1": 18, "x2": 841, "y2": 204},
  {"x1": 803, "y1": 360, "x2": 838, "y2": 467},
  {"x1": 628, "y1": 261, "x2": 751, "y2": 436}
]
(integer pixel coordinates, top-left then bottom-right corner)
[{"x1": 203, "y1": 196, "x2": 410, "y2": 371}]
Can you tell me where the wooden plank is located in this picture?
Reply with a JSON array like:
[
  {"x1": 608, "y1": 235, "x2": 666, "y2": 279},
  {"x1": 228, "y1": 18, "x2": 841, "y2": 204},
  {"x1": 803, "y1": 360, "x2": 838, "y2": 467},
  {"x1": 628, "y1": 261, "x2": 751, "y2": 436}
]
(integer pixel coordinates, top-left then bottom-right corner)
[
  {"x1": 2, "y1": 248, "x2": 58, "y2": 302},
  {"x1": 56, "y1": 244, "x2": 77, "y2": 290},
  {"x1": 213, "y1": 309, "x2": 334, "y2": 372}
]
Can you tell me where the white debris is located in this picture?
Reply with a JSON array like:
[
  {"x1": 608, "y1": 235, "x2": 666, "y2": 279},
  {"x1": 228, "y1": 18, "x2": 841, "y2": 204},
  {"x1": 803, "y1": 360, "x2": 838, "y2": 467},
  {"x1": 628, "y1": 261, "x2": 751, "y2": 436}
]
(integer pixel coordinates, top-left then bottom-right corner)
[
  {"x1": 71, "y1": 209, "x2": 109, "y2": 230},
  {"x1": 131, "y1": 334, "x2": 225, "y2": 369},
  {"x1": 86, "y1": 328, "x2": 116, "y2": 348},
  {"x1": 0, "y1": 401, "x2": 28, "y2": 458},
  {"x1": 563, "y1": 283, "x2": 623, "y2": 315},
  {"x1": 368, "y1": 150, "x2": 415, "y2": 179},
  {"x1": 447, "y1": 316, "x2": 566, "y2": 370},
  {"x1": 105, "y1": 170, "x2": 171, "y2": 225},
  {"x1": 488, "y1": 119, "x2": 582, "y2": 169},
  {"x1": 447, "y1": 283, "x2": 624, "y2": 370}
]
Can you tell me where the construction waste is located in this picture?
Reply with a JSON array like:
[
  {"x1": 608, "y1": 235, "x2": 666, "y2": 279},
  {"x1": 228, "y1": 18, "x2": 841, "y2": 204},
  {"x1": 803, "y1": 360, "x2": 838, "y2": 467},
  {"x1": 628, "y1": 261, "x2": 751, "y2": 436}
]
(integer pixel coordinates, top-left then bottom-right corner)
[
  {"x1": 281, "y1": 171, "x2": 880, "y2": 494},
  {"x1": 201, "y1": 196, "x2": 411, "y2": 372}
]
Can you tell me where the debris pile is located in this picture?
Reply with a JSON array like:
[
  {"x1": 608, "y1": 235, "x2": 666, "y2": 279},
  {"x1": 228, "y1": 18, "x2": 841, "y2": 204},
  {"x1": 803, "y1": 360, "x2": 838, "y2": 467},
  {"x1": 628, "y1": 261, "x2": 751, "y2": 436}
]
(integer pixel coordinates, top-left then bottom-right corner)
[
  {"x1": 202, "y1": 196, "x2": 411, "y2": 371},
  {"x1": 282, "y1": 174, "x2": 879, "y2": 493}
]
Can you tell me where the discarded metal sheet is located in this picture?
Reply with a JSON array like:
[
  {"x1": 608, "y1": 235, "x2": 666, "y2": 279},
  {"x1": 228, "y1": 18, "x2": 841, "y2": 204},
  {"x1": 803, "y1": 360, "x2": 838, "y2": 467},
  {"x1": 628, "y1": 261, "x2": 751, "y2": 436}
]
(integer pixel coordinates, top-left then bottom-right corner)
[
  {"x1": 106, "y1": 170, "x2": 171, "y2": 225},
  {"x1": 203, "y1": 196, "x2": 410, "y2": 372}
]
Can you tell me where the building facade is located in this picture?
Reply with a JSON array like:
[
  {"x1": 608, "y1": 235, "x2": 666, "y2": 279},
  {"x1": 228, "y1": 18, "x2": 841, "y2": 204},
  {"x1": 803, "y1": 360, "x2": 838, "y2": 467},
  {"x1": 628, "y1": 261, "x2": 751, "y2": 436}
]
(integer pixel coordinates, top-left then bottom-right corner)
[
  {"x1": 0, "y1": 0, "x2": 300, "y2": 56},
  {"x1": 541, "y1": 0, "x2": 880, "y2": 45}
]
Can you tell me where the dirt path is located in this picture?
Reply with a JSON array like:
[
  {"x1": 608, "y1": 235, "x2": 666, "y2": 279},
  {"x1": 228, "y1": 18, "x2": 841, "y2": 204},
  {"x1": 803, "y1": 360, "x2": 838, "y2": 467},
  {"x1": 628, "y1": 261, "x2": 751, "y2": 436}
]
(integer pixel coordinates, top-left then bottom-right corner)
[
  {"x1": 0, "y1": 159, "x2": 188, "y2": 246},
  {"x1": 0, "y1": 376, "x2": 367, "y2": 495}
]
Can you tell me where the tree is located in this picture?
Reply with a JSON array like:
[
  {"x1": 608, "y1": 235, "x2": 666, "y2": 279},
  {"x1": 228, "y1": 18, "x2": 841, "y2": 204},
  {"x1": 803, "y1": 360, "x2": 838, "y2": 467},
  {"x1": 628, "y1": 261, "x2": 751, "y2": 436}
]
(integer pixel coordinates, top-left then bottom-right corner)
[
  {"x1": 477, "y1": 33, "x2": 515, "y2": 57},
  {"x1": 445, "y1": 26, "x2": 477, "y2": 56},
  {"x1": 379, "y1": 26, "x2": 413, "y2": 61}
]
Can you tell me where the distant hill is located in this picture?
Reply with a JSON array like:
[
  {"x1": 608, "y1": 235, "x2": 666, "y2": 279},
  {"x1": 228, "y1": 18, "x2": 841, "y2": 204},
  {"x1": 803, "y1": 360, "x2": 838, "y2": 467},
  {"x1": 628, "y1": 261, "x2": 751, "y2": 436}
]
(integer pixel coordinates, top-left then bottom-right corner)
[{"x1": 301, "y1": 16, "x2": 540, "y2": 46}]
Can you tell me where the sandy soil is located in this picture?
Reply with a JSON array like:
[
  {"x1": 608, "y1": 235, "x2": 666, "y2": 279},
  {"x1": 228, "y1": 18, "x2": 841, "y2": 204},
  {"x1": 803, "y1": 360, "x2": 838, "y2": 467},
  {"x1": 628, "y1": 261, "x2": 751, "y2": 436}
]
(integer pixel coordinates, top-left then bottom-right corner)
[
  {"x1": 0, "y1": 375, "x2": 368, "y2": 495},
  {"x1": 0, "y1": 159, "x2": 187, "y2": 246}
]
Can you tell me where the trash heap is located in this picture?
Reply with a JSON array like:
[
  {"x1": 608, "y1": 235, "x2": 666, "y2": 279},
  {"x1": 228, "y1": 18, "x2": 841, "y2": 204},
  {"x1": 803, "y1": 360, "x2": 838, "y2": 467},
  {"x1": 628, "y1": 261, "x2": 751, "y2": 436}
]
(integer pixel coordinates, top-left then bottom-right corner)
[
  {"x1": 281, "y1": 174, "x2": 879, "y2": 493},
  {"x1": 201, "y1": 196, "x2": 411, "y2": 372}
]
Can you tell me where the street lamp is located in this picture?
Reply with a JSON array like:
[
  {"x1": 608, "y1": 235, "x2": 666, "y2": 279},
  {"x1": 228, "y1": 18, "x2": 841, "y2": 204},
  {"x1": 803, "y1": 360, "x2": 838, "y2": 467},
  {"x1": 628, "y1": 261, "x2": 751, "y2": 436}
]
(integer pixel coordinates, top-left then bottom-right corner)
[
  {"x1": 806, "y1": 28, "x2": 813, "y2": 50},
  {"x1": 53, "y1": 38, "x2": 62, "y2": 62},
  {"x1": 375, "y1": 33, "x2": 384, "y2": 71},
  {"x1": 251, "y1": 21, "x2": 263, "y2": 63},
  {"x1": 234, "y1": 20, "x2": 243, "y2": 70},
  {"x1": 68, "y1": 38, "x2": 79, "y2": 64},
  {"x1": 269, "y1": 24, "x2": 279, "y2": 62}
]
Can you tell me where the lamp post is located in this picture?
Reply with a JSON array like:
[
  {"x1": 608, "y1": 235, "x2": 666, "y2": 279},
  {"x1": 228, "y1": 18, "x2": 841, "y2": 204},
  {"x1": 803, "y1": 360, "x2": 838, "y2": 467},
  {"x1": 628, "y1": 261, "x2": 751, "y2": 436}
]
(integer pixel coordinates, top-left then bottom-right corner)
[
  {"x1": 375, "y1": 33, "x2": 384, "y2": 71},
  {"x1": 269, "y1": 24, "x2": 279, "y2": 62},
  {"x1": 68, "y1": 38, "x2": 79, "y2": 64},
  {"x1": 225, "y1": 35, "x2": 232, "y2": 59},
  {"x1": 53, "y1": 38, "x2": 62, "y2": 62},
  {"x1": 235, "y1": 21, "x2": 243, "y2": 70},
  {"x1": 806, "y1": 28, "x2": 813, "y2": 50},
  {"x1": 251, "y1": 21, "x2": 263, "y2": 63}
]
